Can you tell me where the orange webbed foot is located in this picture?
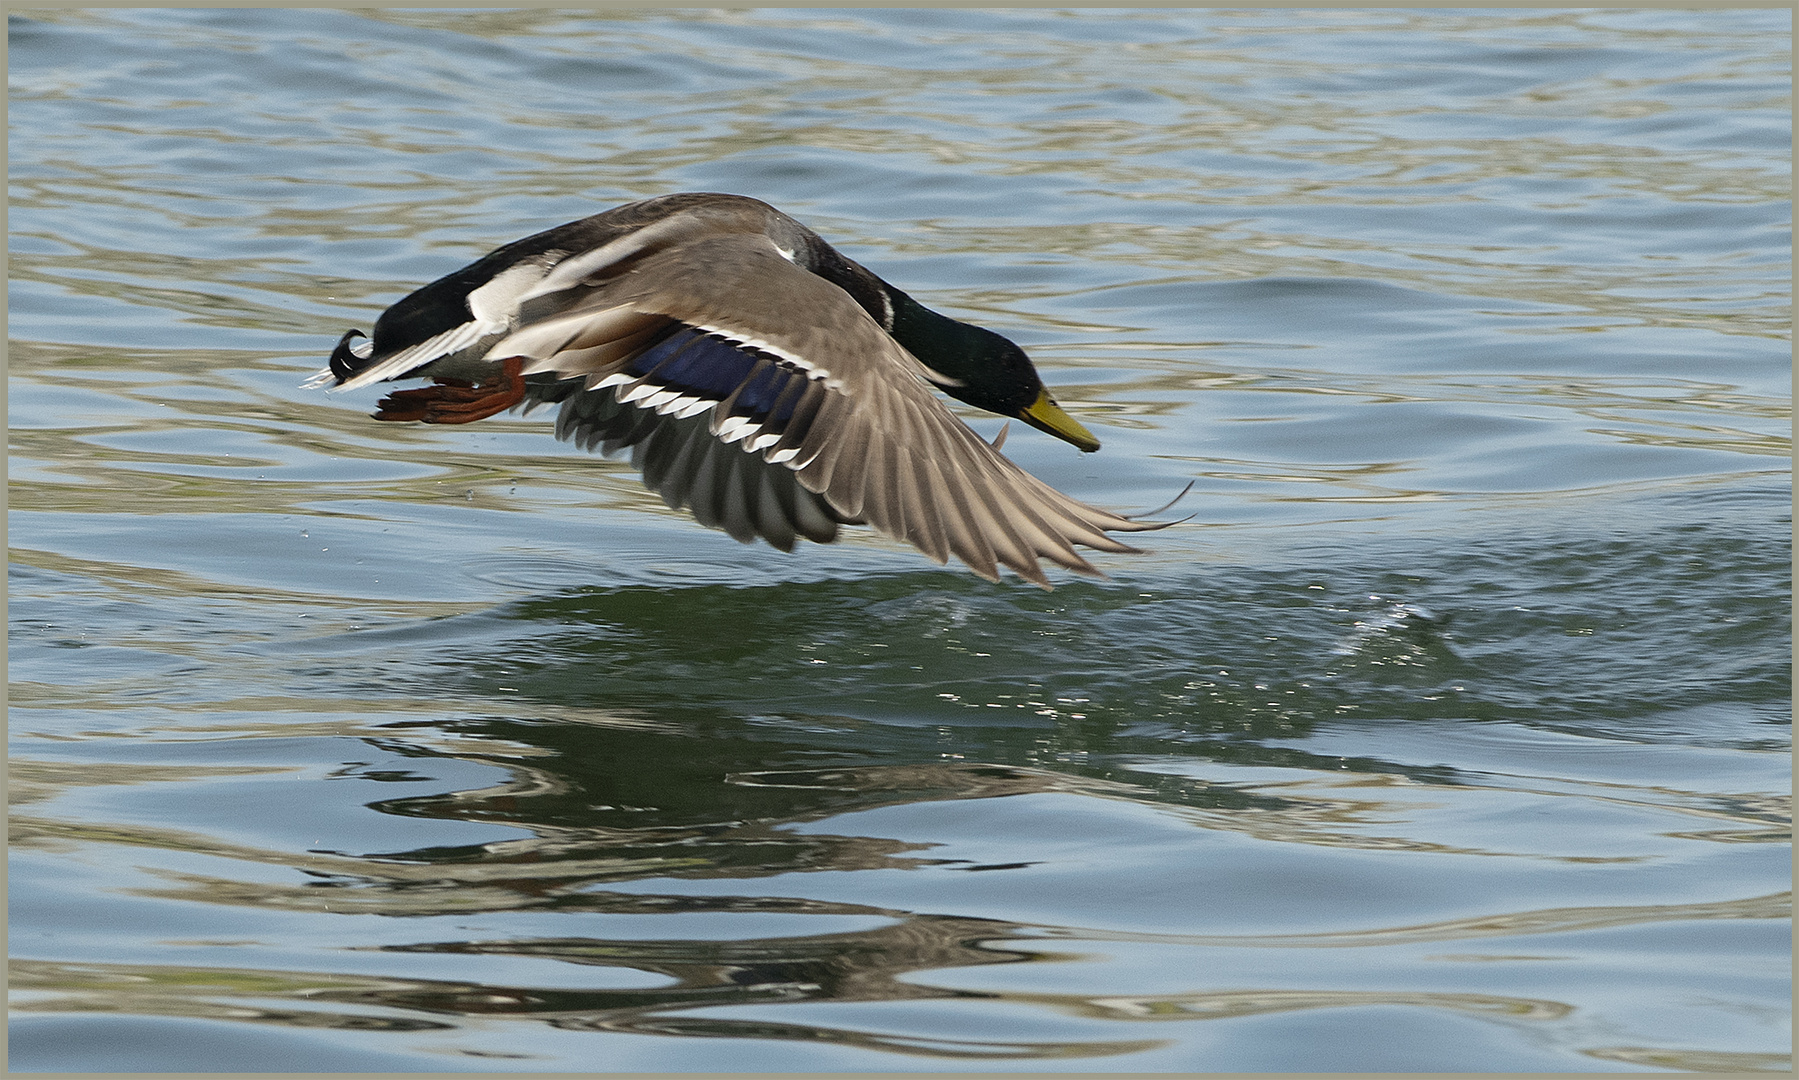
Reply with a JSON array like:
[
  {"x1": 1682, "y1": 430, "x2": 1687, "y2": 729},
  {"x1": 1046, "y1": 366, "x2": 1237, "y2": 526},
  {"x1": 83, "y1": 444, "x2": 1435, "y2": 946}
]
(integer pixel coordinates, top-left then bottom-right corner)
[{"x1": 372, "y1": 357, "x2": 526, "y2": 424}]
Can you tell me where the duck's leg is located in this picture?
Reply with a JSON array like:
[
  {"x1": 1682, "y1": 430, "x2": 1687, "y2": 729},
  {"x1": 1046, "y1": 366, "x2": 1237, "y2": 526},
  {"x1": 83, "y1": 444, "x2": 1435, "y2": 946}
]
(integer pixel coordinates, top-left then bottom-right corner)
[{"x1": 373, "y1": 357, "x2": 528, "y2": 424}]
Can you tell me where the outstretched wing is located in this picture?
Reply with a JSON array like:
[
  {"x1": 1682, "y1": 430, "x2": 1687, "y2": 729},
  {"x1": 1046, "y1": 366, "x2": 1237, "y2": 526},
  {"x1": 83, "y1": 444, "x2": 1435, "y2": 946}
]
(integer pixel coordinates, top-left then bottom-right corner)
[
  {"x1": 527, "y1": 372, "x2": 855, "y2": 554},
  {"x1": 494, "y1": 232, "x2": 1154, "y2": 586}
]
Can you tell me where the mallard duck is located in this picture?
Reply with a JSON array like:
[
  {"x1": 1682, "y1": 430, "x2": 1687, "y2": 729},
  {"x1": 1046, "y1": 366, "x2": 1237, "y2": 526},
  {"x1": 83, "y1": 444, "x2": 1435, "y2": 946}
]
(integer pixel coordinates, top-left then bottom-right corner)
[{"x1": 306, "y1": 192, "x2": 1169, "y2": 586}]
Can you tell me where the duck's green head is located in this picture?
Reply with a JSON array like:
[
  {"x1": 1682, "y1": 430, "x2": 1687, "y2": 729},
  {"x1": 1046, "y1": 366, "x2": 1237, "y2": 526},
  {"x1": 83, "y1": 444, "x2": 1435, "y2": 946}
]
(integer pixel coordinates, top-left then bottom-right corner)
[{"x1": 889, "y1": 299, "x2": 1101, "y2": 453}]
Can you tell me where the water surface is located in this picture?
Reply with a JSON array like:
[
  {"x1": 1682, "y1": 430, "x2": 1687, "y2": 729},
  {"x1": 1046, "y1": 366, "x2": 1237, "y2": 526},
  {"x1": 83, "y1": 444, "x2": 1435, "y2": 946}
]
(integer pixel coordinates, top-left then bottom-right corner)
[{"x1": 8, "y1": 8, "x2": 1790, "y2": 1072}]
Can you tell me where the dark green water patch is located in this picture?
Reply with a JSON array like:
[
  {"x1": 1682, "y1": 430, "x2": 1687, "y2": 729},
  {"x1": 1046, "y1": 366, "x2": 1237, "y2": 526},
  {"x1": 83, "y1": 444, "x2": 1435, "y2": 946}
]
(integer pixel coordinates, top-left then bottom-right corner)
[{"x1": 315, "y1": 491, "x2": 1787, "y2": 754}]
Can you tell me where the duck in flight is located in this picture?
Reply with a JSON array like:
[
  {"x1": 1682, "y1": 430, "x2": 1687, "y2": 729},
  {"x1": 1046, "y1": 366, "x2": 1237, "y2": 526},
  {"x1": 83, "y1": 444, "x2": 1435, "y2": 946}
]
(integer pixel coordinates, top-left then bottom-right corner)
[{"x1": 306, "y1": 193, "x2": 1170, "y2": 587}]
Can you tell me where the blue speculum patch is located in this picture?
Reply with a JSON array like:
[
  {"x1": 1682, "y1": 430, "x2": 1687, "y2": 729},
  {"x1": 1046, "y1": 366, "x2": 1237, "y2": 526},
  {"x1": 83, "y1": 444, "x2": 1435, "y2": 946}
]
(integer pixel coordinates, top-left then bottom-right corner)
[{"x1": 630, "y1": 326, "x2": 808, "y2": 421}]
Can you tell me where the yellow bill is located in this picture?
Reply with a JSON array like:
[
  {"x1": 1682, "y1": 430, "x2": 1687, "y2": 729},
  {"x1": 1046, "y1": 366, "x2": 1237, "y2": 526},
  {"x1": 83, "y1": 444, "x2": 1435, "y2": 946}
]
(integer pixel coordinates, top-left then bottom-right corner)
[{"x1": 1018, "y1": 388, "x2": 1101, "y2": 452}]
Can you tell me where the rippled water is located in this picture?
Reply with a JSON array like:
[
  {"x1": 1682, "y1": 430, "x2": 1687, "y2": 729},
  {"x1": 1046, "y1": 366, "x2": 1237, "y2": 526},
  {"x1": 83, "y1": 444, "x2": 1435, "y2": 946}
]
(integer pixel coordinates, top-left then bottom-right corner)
[{"x1": 9, "y1": 8, "x2": 1790, "y2": 1072}]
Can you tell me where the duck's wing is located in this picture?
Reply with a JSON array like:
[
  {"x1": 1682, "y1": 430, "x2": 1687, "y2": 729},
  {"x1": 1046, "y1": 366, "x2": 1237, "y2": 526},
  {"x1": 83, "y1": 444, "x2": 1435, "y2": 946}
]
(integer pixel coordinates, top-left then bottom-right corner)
[
  {"x1": 494, "y1": 232, "x2": 1155, "y2": 587},
  {"x1": 527, "y1": 376, "x2": 854, "y2": 553}
]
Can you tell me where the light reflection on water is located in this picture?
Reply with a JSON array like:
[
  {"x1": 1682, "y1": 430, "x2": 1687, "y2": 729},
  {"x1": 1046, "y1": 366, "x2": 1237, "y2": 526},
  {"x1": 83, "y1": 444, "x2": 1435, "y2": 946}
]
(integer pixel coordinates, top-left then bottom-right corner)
[{"x1": 8, "y1": 6, "x2": 1790, "y2": 1073}]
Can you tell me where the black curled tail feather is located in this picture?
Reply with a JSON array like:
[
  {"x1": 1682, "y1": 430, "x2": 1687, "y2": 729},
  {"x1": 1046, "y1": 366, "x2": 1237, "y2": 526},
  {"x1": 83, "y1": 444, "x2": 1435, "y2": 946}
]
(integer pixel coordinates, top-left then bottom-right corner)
[{"x1": 328, "y1": 330, "x2": 370, "y2": 383}]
